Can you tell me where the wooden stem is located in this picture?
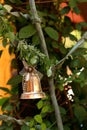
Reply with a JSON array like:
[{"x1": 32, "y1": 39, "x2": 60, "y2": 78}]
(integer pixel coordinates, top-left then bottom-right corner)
[{"x1": 29, "y1": 0, "x2": 64, "y2": 130}]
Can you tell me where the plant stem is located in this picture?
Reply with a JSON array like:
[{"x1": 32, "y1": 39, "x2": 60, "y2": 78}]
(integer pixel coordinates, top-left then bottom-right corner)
[
  {"x1": 29, "y1": 0, "x2": 64, "y2": 130},
  {"x1": 48, "y1": 78, "x2": 64, "y2": 130},
  {"x1": 29, "y1": 0, "x2": 49, "y2": 58}
]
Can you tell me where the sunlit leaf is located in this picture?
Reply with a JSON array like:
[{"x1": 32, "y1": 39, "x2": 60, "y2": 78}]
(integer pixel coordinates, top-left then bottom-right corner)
[
  {"x1": 41, "y1": 106, "x2": 49, "y2": 113},
  {"x1": 30, "y1": 56, "x2": 38, "y2": 65},
  {"x1": 37, "y1": 100, "x2": 43, "y2": 109},
  {"x1": 47, "y1": 68, "x2": 52, "y2": 77},
  {"x1": 3, "y1": 4, "x2": 12, "y2": 13},
  {"x1": 41, "y1": 123, "x2": 46, "y2": 130},
  {"x1": 34, "y1": 114, "x2": 42, "y2": 124},
  {"x1": 29, "y1": 119, "x2": 34, "y2": 127},
  {"x1": 30, "y1": 128, "x2": 35, "y2": 130}
]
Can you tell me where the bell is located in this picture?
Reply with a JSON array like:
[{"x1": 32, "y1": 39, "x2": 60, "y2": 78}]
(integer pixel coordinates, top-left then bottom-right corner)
[{"x1": 20, "y1": 66, "x2": 46, "y2": 99}]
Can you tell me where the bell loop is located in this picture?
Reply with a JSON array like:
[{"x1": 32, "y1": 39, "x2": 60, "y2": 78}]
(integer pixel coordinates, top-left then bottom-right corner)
[{"x1": 28, "y1": 66, "x2": 34, "y2": 73}]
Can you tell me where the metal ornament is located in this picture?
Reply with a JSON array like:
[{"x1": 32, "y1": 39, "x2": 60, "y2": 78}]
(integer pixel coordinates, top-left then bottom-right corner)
[{"x1": 20, "y1": 66, "x2": 46, "y2": 99}]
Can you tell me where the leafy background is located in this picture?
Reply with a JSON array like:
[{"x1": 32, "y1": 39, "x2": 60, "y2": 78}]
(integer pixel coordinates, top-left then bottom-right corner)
[{"x1": 0, "y1": 0, "x2": 87, "y2": 130}]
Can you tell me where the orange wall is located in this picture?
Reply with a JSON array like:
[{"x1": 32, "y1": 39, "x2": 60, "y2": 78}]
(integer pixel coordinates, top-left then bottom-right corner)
[
  {"x1": 0, "y1": 43, "x2": 15, "y2": 98},
  {"x1": 61, "y1": 2, "x2": 87, "y2": 23}
]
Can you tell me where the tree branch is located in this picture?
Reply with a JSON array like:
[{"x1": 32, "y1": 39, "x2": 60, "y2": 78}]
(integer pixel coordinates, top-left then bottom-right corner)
[
  {"x1": 0, "y1": 115, "x2": 28, "y2": 126},
  {"x1": 52, "y1": 31, "x2": 87, "y2": 70},
  {"x1": 29, "y1": 0, "x2": 64, "y2": 130}
]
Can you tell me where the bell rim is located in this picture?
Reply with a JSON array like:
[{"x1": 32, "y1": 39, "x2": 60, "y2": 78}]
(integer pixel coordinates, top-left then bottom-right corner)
[{"x1": 20, "y1": 92, "x2": 46, "y2": 99}]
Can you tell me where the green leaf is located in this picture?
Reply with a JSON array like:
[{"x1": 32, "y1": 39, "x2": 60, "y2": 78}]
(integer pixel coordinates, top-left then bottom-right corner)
[
  {"x1": 30, "y1": 56, "x2": 38, "y2": 65},
  {"x1": 60, "y1": 6, "x2": 70, "y2": 15},
  {"x1": 73, "y1": 7, "x2": 80, "y2": 14},
  {"x1": 0, "y1": 50, "x2": 3, "y2": 57},
  {"x1": 64, "y1": 125, "x2": 70, "y2": 130},
  {"x1": 60, "y1": 107, "x2": 66, "y2": 115},
  {"x1": 44, "y1": 27, "x2": 59, "y2": 41},
  {"x1": 11, "y1": 58, "x2": 18, "y2": 69},
  {"x1": 4, "y1": 104, "x2": 13, "y2": 112},
  {"x1": 0, "y1": 97, "x2": 9, "y2": 106},
  {"x1": 0, "y1": 4, "x2": 3, "y2": 10},
  {"x1": 58, "y1": 84, "x2": 64, "y2": 91},
  {"x1": 38, "y1": 10, "x2": 47, "y2": 17},
  {"x1": 80, "y1": 22, "x2": 87, "y2": 27},
  {"x1": 2, "y1": 38, "x2": 8, "y2": 47},
  {"x1": 0, "y1": 87, "x2": 11, "y2": 94},
  {"x1": 69, "y1": 0, "x2": 77, "y2": 8},
  {"x1": 78, "y1": 0, "x2": 87, "y2": 2},
  {"x1": 47, "y1": 68, "x2": 52, "y2": 77},
  {"x1": 41, "y1": 106, "x2": 49, "y2": 113},
  {"x1": 76, "y1": 23, "x2": 82, "y2": 30},
  {"x1": 64, "y1": 16, "x2": 71, "y2": 26},
  {"x1": 7, "y1": 75, "x2": 22, "y2": 85},
  {"x1": 41, "y1": 123, "x2": 46, "y2": 130},
  {"x1": 74, "y1": 105, "x2": 87, "y2": 122},
  {"x1": 32, "y1": 34, "x2": 40, "y2": 45},
  {"x1": 6, "y1": 32, "x2": 15, "y2": 42},
  {"x1": 37, "y1": 100, "x2": 44, "y2": 109},
  {"x1": 52, "y1": 41, "x2": 59, "y2": 49},
  {"x1": 69, "y1": 34, "x2": 77, "y2": 41},
  {"x1": 76, "y1": 22, "x2": 87, "y2": 30},
  {"x1": 29, "y1": 119, "x2": 34, "y2": 127},
  {"x1": 6, "y1": 126, "x2": 13, "y2": 130},
  {"x1": 30, "y1": 128, "x2": 36, "y2": 130},
  {"x1": 0, "y1": 125, "x2": 7, "y2": 130},
  {"x1": 34, "y1": 114, "x2": 42, "y2": 124},
  {"x1": 19, "y1": 24, "x2": 36, "y2": 38},
  {"x1": 21, "y1": 125, "x2": 29, "y2": 130}
]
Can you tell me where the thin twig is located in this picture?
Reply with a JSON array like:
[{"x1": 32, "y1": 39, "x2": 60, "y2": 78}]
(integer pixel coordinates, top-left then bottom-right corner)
[
  {"x1": 21, "y1": 0, "x2": 57, "y2": 5},
  {"x1": 52, "y1": 32, "x2": 87, "y2": 70},
  {"x1": 35, "y1": 0, "x2": 57, "y2": 4}
]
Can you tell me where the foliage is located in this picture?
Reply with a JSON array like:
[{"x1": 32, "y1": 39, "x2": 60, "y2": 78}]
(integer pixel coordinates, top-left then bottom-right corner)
[{"x1": 0, "y1": 0, "x2": 87, "y2": 130}]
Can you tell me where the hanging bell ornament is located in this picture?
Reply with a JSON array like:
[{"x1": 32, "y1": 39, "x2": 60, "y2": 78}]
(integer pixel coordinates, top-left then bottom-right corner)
[{"x1": 20, "y1": 66, "x2": 46, "y2": 99}]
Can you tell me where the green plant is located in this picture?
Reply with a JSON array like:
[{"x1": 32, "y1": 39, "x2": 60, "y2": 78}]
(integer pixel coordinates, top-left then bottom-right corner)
[{"x1": 0, "y1": 0, "x2": 87, "y2": 130}]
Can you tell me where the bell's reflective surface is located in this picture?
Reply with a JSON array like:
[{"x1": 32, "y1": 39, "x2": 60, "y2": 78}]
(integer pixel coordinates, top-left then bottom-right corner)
[{"x1": 20, "y1": 67, "x2": 46, "y2": 99}]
